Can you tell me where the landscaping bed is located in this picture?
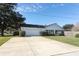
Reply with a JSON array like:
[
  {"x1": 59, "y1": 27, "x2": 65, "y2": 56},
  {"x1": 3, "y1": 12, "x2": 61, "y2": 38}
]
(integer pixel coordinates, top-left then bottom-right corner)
[{"x1": 46, "y1": 36, "x2": 79, "y2": 47}]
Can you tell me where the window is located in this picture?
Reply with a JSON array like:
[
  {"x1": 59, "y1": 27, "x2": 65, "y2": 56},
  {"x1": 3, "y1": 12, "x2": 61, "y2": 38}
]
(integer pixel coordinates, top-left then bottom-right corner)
[
  {"x1": 56, "y1": 30, "x2": 62, "y2": 34},
  {"x1": 46, "y1": 30, "x2": 54, "y2": 34}
]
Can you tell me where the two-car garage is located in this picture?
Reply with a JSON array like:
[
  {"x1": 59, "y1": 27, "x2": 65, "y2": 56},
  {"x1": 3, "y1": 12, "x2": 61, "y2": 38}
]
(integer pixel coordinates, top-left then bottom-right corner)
[
  {"x1": 21, "y1": 27, "x2": 44, "y2": 36},
  {"x1": 21, "y1": 24, "x2": 45, "y2": 36}
]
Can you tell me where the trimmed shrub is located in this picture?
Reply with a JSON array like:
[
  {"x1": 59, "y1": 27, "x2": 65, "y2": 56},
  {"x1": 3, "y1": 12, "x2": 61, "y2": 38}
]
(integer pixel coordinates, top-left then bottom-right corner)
[
  {"x1": 40, "y1": 31, "x2": 64, "y2": 36},
  {"x1": 55, "y1": 31, "x2": 64, "y2": 36},
  {"x1": 59, "y1": 33, "x2": 64, "y2": 36},
  {"x1": 58, "y1": 32, "x2": 64, "y2": 36},
  {"x1": 19, "y1": 31, "x2": 26, "y2": 37},
  {"x1": 13, "y1": 31, "x2": 19, "y2": 36},
  {"x1": 75, "y1": 34, "x2": 79, "y2": 38},
  {"x1": 40, "y1": 31, "x2": 48, "y2": 36}
]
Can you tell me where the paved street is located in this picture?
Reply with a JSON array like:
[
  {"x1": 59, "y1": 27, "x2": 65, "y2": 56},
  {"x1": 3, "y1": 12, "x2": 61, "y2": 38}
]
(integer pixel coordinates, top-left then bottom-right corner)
[{"x1": 0, "y1": 36, "x2": 79, "y2": 56}]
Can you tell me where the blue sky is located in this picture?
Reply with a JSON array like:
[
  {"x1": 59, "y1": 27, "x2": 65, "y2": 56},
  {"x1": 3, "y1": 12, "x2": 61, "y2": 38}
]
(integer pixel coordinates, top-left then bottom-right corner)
[{"x1": 16, "y1": 3, "x2": 79, "y2": 26}]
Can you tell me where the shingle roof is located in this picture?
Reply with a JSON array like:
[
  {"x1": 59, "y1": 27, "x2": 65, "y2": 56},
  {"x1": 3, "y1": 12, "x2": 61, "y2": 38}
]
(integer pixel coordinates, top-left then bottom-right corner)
[
  {"x1": 21, "y1": 23, "x2": 63, "y2": 30},
  {"x1": 21, "y1": 24, "x2": 45, "y2": 28}
]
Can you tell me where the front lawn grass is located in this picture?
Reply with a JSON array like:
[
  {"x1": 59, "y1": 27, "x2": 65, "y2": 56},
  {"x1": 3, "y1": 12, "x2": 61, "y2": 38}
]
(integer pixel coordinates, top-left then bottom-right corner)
[
  {"x1": 46, "y1": 36, "x2": 79, "y2": 47},
  {"x1": 0, "y1": 35, "x2": 12, "y2": 46}
]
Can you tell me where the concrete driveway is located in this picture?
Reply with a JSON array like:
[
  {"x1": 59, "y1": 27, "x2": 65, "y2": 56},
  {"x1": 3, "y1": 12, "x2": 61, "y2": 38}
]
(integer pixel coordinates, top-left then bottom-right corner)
[{"x1": 0, "y1": 36, "x2": 79, "y2": 56}]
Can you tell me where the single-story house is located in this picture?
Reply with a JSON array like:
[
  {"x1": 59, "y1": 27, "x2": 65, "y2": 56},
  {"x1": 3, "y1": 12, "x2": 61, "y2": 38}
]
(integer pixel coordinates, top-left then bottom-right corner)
[{"x1": 21, "y1": 23, "x2": 64, "y2": 36}]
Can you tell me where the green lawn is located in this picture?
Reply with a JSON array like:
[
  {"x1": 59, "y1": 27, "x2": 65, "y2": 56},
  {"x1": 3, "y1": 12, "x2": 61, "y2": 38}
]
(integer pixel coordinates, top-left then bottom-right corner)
[
  {"x1": 0, "y1": 36, "x2": 12, "y2": 46},
  {"x1": 46, "y1": 36, "x2": 79, "y2": 47}
]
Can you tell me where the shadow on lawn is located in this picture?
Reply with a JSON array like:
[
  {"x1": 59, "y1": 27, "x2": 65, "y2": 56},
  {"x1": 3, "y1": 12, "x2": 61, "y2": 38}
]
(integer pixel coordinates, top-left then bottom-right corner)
[{"x1": 0, "y1": 35, "x2": 14, "y2": 37}]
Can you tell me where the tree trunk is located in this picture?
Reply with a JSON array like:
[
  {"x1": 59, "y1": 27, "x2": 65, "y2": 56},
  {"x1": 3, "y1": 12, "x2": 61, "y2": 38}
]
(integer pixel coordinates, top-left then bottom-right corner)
[{"x1": 1, "y1": 29, "x2": 4, "y2": 36}]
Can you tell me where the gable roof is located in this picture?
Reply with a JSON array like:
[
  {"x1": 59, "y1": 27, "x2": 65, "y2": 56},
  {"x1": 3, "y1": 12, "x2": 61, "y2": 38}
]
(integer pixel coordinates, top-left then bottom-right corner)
[
  {"x1": 46, "y1": 23, "x2": 64, "y2": 30},
  {"x1": 21, "y1": 24, "x2": 45, "y2": 28},
  {"x1": 47, "y1": 23, "x2": 63, "y2": 28}
]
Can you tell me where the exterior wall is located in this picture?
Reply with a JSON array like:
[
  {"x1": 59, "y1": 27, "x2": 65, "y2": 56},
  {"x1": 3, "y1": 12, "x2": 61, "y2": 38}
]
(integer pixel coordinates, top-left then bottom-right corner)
[
  {"x1": 21, "y1": 27, "x2": 44, "y2": 36},
  {"x1": 21, "y1": 24, "x2": 64, "y2": 36},
  {"x1": 45, "y1": 24, "x2": 64, "y2": 35}
]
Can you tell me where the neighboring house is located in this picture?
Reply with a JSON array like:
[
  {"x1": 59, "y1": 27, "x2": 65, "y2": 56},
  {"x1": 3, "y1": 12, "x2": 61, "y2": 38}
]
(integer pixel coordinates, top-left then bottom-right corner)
[
  {"x1": 21, "y1": 23, "x2": 64, "y2": 36},
  {"x1": 64, "y1": 24, "x2": 79, "y2": 36}
]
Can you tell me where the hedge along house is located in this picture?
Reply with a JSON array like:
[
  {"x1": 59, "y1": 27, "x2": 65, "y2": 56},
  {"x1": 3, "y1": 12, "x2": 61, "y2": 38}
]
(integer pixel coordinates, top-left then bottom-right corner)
[{"x1": 21, "y1": 23, "x2": 64, "y2": 36}]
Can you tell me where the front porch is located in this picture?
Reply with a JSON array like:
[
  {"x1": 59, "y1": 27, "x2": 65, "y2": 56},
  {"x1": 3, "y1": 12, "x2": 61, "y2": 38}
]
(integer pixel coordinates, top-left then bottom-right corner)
[{"x1": 45, "y1": 30, "x2": 64, "y2": 36}]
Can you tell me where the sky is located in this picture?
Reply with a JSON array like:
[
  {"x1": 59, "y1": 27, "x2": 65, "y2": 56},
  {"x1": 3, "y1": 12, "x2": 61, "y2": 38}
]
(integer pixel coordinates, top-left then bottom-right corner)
[{"x1": 16, "y1": 3, "x2": 79, "y2": 26}]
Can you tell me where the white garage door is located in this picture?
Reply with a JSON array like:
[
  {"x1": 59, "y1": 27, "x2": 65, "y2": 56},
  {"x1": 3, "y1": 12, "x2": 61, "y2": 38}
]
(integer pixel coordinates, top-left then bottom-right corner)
[
  {"x1": 21, "y1": 27, "x2": 43, "y2": 36},
  {"x1": 26, "y1": 29, "x2": 41, "y2": 36}
]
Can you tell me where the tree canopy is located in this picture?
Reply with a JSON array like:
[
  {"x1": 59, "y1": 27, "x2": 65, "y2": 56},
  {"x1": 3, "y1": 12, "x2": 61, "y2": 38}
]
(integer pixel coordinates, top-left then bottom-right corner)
[
  {"x1": 0, "y1": 3, "x2": 25, "y2": 36},
  {"x1": 72, "y1": 23, "x2": 79, "y2": 31},
  {"x1": 63, "y1": 24, "x2": 74, "y2": 31}
]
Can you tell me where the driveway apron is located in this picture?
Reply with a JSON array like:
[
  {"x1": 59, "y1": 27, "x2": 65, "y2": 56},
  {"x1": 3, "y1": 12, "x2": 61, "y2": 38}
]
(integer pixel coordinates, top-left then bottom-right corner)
[{"x1": 0, "y1": 36, "x2": 79, "y2": 56}]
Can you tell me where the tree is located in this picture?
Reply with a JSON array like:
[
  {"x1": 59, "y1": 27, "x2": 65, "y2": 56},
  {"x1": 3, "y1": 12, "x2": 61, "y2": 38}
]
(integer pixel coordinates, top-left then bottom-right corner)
[
  {"x1": 72, "y1": 23, "x2": 79, "y2": 31},
  {"x1": 9, "y1": 12, "x2": 25, "y2": 30},
  {"x1": 0, "y1": 3, "x2": 25, "y2": 36},
  {"x1": 63, "y1": 24, "x2": 74, "y2": 31}
]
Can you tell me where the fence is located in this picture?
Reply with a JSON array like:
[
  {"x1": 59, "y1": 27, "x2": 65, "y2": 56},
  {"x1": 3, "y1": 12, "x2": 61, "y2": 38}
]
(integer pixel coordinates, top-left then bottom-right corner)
[{"x1": 64, "y1": 31, "x2": 79, "y2": 36}]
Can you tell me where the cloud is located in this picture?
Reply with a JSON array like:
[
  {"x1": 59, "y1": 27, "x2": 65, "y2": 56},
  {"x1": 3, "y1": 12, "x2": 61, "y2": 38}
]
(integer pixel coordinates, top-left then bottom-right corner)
[
  {"x1": 52, "y1": 3, "x2": 65, "y2": 7},
  {"x1": 16, "y1": 4, "x2": 43, "y2": 13},
  {"x1": 60, "y1": 4, "x2": 64, "y2": 6}
]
